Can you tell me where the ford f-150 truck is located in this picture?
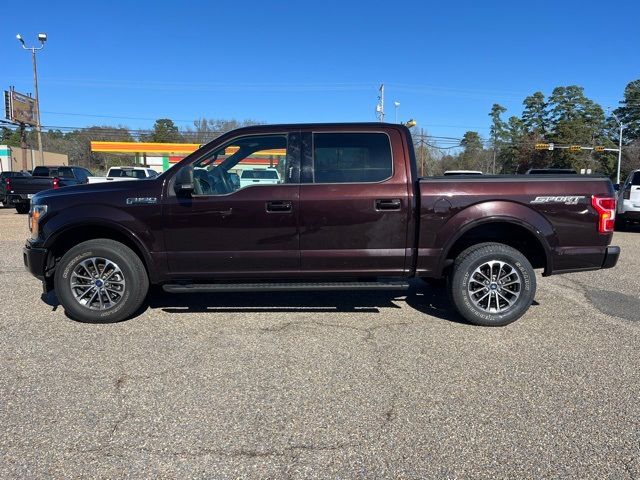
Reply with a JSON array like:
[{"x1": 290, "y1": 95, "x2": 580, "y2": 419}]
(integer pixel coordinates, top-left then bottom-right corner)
[
  {"x1": 23, "y1": 123, "x2": 620, "y2": 326},
  {"x1": 8, "y1": 165, "x2": 93, "y2": 213}
]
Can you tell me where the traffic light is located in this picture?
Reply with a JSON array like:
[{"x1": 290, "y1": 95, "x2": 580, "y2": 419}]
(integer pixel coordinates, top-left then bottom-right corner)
[
  {"x1": 569, "y1": 145, "x2": 582, "y2": 152},
  {"x1": 594, "y1": 146, "x2": 605, "y2": 152},
  {"x1": 535, "y1": 143, "x2": 554, "y2": 151}
]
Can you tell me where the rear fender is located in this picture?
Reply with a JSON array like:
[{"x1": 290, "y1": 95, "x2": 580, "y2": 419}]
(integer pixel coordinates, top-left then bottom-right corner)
[{"x1": 436, "y1": 201, "x2": 557, "y2": 275}]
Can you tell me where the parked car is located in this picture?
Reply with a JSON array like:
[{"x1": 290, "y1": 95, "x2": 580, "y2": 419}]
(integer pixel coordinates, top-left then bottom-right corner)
[
  {"x1": 525, "y1": 168, "x2": 578, "y2": 174},
  {"x1": 87, "y1": 167, "x2": 159, "y2": 183},
  {"x1": 443, "y1": 170, "x2": 483, "y2": 176},
  {"x1": 616, "y1": 169, "x2": 640, "y2": 229},
  {"x1": 23, "y1": 123, "x2": 619, "y2": 326},
  {"x1": 239, "y1": 167, "x2": 281, "y2": 188},
  {"x1": 7, "y1": 165, "x2": 93, "y2": 214},
  {"x1": 1, "y1": 171, "x2": 31, "y2": 206}
]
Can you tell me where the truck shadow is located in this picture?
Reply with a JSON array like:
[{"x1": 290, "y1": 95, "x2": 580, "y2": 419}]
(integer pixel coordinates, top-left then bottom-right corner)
[{"x1": 145, "y1": 280, "x2": 466, "y2": 324}]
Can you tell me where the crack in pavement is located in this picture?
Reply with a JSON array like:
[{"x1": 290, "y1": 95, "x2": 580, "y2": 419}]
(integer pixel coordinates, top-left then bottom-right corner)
[{"x1": 61, "y1": 319, "x2": 414, "y2": 464}]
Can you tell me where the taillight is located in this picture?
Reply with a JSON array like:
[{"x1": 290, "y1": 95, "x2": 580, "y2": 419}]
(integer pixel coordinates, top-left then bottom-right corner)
[
  {"x1": 52, "y1": 177, "x2": 60, "y2": 189},
  {"x1": 623, "y1": 188, "x2": 631, "y2": 200},
  {"x1": 5, "y1": 178, "x2": 10, "y2": 192},
  {"x1": 591, "y1": 195, "x2": 616, "y2": 234}
]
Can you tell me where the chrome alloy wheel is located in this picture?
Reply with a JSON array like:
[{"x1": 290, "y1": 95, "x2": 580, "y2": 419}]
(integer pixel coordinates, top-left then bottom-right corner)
[
  {"x1": 70, "y1": 257, "x2": 126, "y2": 310},
  {"x1": 467, "y1": 260, "x2": 522, "y2": 314}
]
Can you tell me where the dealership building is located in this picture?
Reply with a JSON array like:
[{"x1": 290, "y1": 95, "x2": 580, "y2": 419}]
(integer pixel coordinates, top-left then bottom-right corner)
[{"x1": 0, "y1": 145, "x2": 69, "y2": 172}]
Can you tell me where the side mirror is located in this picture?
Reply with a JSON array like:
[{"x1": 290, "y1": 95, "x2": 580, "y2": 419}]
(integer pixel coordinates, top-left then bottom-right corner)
[{"x1": 174, "y1": 165, "x2": 195, "y2": 196}]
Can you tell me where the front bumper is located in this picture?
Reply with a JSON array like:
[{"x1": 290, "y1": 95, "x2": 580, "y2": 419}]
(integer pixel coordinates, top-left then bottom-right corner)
[
  {"x1": 602, "y1": 245, "x2": 620, "y2": 269},
  {"x1": 23, "y1": 243, "x2": 48, "y2": 281}
]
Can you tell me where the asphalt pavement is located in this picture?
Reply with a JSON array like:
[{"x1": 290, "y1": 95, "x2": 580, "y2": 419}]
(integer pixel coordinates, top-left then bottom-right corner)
[{"x1": 0, "y1": 207, "x2": 638, "y2": 479}]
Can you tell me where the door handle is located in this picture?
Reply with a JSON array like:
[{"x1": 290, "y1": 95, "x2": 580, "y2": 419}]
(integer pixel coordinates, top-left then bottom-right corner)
[
  {"x1": 266, "y1": 200, "x2": 293, "y2": 213},
  {"x1": 210, "y1": 208, "x2": 233, "y2": 217},
  {"x1": 375, "y1": 199, "x2": 402, "y2": 211}
]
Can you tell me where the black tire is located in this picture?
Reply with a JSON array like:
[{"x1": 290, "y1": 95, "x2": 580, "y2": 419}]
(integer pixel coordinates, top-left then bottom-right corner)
[
  {"x1": 615, "y1": 214, "x2": 628, "y2": 231},
  {"x1": 15, "y1": 204, "x2": 29, "y2": 214},
  {"x1": 54, "y1": 239, "x2": 149, "y2": 323},
  {"x1": 448, "y1": 242, "x2": 536, "y2": 327}
]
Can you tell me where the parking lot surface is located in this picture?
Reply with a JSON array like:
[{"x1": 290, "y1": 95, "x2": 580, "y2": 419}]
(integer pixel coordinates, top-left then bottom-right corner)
[{"x1": 1, "y1": 207, "x2": 639, "y2": 478}]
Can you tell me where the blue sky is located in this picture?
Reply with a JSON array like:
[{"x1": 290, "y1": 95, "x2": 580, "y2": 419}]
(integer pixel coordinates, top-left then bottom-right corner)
[{"x1": 3, "y1": 0, "x2": 638, "y2": 143}]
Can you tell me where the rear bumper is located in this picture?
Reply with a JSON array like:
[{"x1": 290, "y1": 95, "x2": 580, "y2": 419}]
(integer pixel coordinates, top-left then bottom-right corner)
[
  {"x1": 8, "y1": 194, "x2": 30, "y2": 205},
  {"x1": 602, "y1": 246, "x2": 620, "y2": 269},
  {"x1": 23, "y1": 244, "x2": 48, "y2": 281},
  {"x1": 549, "y1": 245, "x2": 620, "y2": 275},
  {"x1": 620, "y1": 210, "x2": 640, "y2": 221}
]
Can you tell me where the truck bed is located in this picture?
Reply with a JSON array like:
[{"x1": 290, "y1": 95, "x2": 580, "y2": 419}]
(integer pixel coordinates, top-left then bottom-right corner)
[{"x1": 416, "y1": 174, "x2": 615, "y2": 277}]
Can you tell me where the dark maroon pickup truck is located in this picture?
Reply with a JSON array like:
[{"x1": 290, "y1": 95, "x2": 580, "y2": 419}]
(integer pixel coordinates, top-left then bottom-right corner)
[{"x1": 23, "y1": 123, "x2": 620, "y2": 326}]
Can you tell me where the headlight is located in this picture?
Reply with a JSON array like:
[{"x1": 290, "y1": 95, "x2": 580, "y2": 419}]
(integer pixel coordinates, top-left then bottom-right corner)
[{"x1": 29, "y1": 204, "x2": 48, "y2": 239}]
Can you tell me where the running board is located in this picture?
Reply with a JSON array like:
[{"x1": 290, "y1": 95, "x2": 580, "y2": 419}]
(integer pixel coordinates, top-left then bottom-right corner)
[{"x1": 162, "y1": 281, "x2": 410, "y2": 294}]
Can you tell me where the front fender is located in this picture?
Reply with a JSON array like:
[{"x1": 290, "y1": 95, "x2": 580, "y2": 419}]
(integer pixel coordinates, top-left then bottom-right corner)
[{"x1": 40, "y1": 203, "x2": 162, "y2": 281}]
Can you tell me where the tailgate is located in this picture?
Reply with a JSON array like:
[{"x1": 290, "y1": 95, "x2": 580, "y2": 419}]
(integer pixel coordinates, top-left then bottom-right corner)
[
  {"x1": 629, "y1": 185, "x2": 640, "y2": 205},
  {"x1": 9, "y1": 178, "x2": 54, "y2": 194}
]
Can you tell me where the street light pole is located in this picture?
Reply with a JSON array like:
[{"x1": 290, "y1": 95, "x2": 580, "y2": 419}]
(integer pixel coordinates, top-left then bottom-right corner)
[
  {"x1": 394, "y1": 101, "x2": 400, "y2": 123},
  {"x1": 17, "y1": 33, "x2": 47, "y2": 166}
]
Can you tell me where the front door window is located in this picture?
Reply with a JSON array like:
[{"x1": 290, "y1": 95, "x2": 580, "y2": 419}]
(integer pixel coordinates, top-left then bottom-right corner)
[{"x1": 190, "y1": 135, "x2": 293, "y2": 196}]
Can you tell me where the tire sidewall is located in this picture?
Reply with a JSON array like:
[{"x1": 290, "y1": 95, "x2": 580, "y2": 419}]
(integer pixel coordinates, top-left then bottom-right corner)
[
  {"x1": 452, "y1": 248, "x2": 535, "y2": 326},
  {"x1": 55, "y1": 243, "x2": 143, "y2": 323}
]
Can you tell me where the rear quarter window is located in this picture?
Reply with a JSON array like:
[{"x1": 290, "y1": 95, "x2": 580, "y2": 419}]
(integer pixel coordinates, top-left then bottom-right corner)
[{"x1": 632, "y1": 172, "x2": 640, "y2": 185}]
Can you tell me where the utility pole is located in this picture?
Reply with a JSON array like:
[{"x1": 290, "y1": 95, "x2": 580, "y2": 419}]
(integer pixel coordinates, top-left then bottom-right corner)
[
  {"x1": 19, "y1": 123, "x2": 28, "y2": 171},
  {"x1": 376, "y1": 84, "x2": 385, "y2": 122},
  {"x1": 17, "y1": 33, "x2": 47, "y2": 166},
  {"x1": 611, "y1": 113, "x2": 624, "y2": 185}
]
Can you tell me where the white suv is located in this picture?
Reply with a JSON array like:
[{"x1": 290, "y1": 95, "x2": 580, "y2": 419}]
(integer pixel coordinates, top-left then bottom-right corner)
[{"x1": 616, "y1": 170, "x2": 640, "y2": 229}]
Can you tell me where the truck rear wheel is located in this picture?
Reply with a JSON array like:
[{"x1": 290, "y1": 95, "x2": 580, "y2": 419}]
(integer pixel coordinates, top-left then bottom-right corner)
[
  {"x1": 15, "y1": 204, "x2": 29, "y2": 214},
  {"x1": 54, "y1": 239, "x2": 149, "y2": 323},
  {"x1": 448, "y1": 242, "x2": 536, "y2": 327}
]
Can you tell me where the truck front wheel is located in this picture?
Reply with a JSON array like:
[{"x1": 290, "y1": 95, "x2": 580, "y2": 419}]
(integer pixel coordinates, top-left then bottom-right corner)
[
  {"x1": 449, "y1": 242, "x2": 536, "y2": 327},
  {"x1": 54, "y1": 239, "x2": 149, "y2": 323}
]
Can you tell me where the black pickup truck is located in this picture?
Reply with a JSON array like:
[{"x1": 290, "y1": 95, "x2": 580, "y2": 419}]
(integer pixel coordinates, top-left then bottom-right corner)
[
  {"x1": 23, "y1": 123, "x2": 620, "y2": 326},
  {"x1": 7, "y1": 165, "x2": 93, "y2": 213}
]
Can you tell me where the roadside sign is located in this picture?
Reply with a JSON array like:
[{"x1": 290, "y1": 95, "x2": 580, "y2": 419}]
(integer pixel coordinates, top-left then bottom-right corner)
[{"x1": 3, "y1": 89, "x2": 38, "y2": 126}]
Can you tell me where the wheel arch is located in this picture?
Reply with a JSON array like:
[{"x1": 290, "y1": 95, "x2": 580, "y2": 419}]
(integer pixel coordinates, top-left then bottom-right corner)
[
  {"x1": 44, "y1": 222, "x2": 158, "y2": 283},
  {"x1": 436, "y1": 204, "x2": 556, "y2": 276}
]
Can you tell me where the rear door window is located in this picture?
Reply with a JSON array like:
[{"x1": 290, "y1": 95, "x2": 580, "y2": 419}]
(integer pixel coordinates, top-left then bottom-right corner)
[{"x1": 312, "y1": 133, "x2": 392, "y2": 183}]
